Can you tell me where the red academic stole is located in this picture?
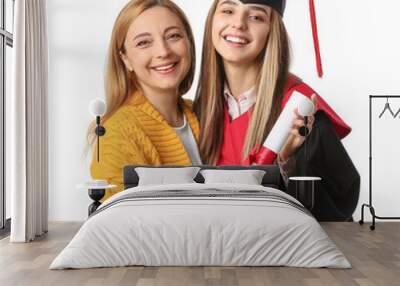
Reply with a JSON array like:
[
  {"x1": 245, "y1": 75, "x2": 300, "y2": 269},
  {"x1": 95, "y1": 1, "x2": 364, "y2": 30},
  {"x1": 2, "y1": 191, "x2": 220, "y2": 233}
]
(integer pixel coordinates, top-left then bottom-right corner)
[
  {"x1": 217, "y1": 105, "x2": 252, "y2": 166},
  {"x1": 217, "y1": 75, "x2": 351, "y2": 166}
]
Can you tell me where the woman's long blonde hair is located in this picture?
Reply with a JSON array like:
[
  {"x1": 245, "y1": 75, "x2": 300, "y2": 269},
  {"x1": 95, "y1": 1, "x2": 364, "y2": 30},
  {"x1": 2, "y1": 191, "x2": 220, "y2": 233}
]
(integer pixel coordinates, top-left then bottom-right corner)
[
  {"x1": 86, "y1": 0, "x2": 196, "y2": 148},
  {"x1": 193, "y1": 0, "x2": 290, "y2": 165}
]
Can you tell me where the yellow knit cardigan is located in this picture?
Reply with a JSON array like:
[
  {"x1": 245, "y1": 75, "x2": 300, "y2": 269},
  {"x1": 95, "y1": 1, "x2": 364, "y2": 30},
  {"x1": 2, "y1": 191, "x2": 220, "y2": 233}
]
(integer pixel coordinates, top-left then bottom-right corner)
[{"x1": 90, "y1": 92, "x2": 200, "y2": 201}]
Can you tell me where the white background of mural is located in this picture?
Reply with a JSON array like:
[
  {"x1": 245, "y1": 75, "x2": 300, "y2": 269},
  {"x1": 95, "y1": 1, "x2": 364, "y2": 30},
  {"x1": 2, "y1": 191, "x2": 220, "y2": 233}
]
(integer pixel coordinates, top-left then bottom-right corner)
[{"x1": 46, "y1": 0, "x2": 400, "y2": 221}]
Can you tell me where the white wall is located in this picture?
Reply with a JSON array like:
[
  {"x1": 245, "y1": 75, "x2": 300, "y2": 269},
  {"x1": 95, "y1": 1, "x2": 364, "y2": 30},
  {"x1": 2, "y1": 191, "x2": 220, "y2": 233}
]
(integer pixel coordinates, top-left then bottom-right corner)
[{"x1": 48, "y1": 0, "x2": 400, "y2": 221}]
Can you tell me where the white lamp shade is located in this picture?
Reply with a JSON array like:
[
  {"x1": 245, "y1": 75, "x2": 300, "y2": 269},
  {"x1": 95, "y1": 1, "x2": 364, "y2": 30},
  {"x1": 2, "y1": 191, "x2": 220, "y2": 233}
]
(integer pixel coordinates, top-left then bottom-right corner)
[
  {"x1": 89, "y1": 98, "x2": 106, "y2": 117},
  {"x1": 298, "y1": 100, "x2": 314, "y2": 116}
]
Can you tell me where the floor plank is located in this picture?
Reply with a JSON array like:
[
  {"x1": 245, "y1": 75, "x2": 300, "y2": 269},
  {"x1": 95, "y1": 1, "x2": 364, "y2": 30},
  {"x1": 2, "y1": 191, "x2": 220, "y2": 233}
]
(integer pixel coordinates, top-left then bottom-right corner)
[{"x1": 0, "y1": 222, "x2": 399, "y2": 286}]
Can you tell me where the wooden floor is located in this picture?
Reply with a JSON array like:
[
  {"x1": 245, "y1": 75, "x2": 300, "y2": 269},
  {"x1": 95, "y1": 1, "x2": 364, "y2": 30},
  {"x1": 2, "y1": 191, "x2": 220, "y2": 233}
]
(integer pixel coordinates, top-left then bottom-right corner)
[{"x1": 0, "y1": 222, "x2": 399, "y2": 286}]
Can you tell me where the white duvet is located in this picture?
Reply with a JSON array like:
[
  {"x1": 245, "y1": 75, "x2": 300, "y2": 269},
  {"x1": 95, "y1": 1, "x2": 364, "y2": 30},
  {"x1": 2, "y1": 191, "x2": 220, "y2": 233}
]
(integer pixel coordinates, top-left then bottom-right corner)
[{"x1": 50, "y1": 183, "x2": 351, "y2": 269}]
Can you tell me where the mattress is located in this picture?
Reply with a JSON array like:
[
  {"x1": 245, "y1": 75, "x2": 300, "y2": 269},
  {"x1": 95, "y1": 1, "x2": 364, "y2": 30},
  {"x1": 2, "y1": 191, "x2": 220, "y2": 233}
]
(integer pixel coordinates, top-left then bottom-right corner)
[{"x1": 50, "y1": 183, "x2": 350, "y2": 269}]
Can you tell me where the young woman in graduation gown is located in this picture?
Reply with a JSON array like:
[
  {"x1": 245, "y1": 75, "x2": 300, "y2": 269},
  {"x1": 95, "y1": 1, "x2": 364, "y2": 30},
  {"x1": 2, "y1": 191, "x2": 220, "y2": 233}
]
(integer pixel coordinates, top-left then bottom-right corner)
[{"x1": 194, "y1": 0, "x2": 360, "y2": 221}]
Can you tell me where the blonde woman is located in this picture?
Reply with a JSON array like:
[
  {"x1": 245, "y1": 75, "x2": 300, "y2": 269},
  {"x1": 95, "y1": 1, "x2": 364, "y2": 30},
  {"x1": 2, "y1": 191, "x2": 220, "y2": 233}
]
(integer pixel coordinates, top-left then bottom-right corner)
[
  {"x1": 89, "y1": 0, "x2": 201, "y2": 201},
  {"x1": 194, "y1": 0, "x2": 359, "y2": 221}
]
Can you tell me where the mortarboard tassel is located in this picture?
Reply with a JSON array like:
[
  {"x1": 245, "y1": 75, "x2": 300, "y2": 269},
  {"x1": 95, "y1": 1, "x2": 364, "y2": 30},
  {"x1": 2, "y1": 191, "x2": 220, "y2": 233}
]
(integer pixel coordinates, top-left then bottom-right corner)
[{"x1": 309, "y1": 0, "x2": 323, "y2": 77}]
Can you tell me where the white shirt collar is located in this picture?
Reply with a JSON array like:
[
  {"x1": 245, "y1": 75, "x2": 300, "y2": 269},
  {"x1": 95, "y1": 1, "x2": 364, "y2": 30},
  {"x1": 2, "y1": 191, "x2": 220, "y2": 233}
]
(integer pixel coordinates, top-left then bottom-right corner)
[{"x1": 224, "y1": 83, "x2": 256, "y2": 120}]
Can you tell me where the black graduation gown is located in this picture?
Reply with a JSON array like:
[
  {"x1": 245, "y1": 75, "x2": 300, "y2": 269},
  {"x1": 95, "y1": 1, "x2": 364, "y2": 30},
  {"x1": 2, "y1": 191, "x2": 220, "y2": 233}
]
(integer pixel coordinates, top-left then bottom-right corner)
[{"x1": 287, "y1": 111, "x2": 360, "y2": 221}]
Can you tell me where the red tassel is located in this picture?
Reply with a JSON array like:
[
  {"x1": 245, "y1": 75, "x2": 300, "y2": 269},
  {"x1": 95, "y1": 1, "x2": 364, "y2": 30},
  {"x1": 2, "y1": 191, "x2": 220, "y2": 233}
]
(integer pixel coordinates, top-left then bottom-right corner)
[{"x1": 309, "y1": 0, "x2": 323, "y2": 78}]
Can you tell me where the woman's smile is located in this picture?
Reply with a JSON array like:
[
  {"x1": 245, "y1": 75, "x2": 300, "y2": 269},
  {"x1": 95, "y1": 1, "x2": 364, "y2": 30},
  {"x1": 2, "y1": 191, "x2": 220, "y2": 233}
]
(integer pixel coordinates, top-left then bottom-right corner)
[
  {"x1": 222, "y1": 34, "x2": 251, "y2": 47},
  {"x1": 150, "y1": 61, "x2": 180, "y2": 75}
]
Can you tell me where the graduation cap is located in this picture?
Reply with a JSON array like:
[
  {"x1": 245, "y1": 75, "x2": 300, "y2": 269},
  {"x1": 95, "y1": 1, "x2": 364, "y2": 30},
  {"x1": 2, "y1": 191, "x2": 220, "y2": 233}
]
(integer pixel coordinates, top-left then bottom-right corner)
[
  {"x1": 240, "y1": 0, "x2": 323, "y2": 77},
  {"x1": 239, "y1": 0, "x2": 286, "y2": 16}
]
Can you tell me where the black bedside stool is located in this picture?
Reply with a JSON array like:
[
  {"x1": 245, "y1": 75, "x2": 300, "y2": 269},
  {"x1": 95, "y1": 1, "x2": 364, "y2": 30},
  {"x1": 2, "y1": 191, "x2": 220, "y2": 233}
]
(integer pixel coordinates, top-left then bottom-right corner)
[
  {"x1": 77, "y1": 181, "x2": 116, "y2": 216},
  {"x1": 289, "y1": 176, "x2": 321, "y2": 211}
]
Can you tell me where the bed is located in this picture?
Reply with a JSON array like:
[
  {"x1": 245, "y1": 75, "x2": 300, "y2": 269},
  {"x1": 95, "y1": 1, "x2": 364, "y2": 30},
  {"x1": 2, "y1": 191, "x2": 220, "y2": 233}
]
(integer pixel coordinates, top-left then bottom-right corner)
[{"x1": 50, "y1": 165, "x2": 350, "y2": 269}]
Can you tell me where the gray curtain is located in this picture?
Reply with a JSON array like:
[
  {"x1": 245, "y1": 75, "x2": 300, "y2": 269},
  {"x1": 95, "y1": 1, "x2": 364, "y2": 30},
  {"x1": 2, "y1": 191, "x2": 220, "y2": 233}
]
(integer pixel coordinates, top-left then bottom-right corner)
[{"x1": 10, "y1": 0, "x2": 48, "y2": 242}]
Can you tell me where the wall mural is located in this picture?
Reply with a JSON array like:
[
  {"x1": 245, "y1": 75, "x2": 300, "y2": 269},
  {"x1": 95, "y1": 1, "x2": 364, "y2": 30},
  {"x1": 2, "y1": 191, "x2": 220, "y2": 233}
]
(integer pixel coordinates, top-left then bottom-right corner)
[{"x1": 85, "y1": 0, "x2": 360, "y2": 222}]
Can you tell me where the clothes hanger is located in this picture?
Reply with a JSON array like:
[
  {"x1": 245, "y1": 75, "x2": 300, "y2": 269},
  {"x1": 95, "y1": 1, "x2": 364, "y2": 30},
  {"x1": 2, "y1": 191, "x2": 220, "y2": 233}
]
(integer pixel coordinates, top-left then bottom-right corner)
[
  {"x1": 378, "y1": 97, "x2": 395, "y2": 118},
  {"x1": 394, "y1": 107, "x2": 400, "y2": 118}
]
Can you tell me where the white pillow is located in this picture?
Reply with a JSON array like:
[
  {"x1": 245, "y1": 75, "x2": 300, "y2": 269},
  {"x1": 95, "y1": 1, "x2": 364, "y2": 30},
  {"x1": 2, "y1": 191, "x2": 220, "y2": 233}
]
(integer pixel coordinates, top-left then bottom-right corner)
[
  {"x1": 135, "y1": 167, "x2": 200, "y2": 186},
  {"x1": 200, "y1": 169, "x2": 266, "y2": 185}
]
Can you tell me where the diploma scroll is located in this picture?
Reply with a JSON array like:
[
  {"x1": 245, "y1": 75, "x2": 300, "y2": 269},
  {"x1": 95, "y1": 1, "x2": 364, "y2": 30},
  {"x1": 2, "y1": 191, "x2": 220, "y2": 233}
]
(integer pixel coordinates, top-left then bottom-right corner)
[{"x1": 250, "y1": 91, "x2": 314, "y2": 165}]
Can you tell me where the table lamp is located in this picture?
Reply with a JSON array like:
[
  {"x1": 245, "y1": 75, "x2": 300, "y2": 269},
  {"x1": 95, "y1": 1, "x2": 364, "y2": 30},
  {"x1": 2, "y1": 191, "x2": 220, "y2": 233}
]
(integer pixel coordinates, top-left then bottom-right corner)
[
  {"x1": 89, "y1": 98, "x2": 106, "y2": 162},
  {"x1": 289, "y1": 104, "x2": 322, "y2": 211}
]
